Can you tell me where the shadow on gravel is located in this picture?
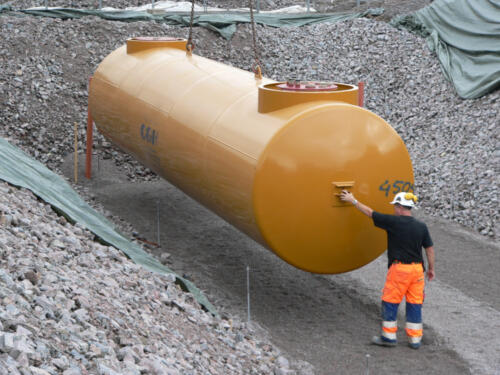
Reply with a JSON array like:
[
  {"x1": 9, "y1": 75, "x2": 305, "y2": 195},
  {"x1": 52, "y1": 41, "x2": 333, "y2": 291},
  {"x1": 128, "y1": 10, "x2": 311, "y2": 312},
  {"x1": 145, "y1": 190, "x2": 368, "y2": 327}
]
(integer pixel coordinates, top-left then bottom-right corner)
[{"x1": 63, "y1": 155, "x2": 471, "y2": 374}]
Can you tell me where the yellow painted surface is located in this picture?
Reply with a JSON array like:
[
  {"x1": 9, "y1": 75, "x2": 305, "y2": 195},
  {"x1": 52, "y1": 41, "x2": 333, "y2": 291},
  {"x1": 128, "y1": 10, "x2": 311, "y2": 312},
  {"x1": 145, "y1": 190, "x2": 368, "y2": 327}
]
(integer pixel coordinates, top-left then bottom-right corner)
[{"x1": 89, "y1": 38, "x2": 414, "y2": 274}]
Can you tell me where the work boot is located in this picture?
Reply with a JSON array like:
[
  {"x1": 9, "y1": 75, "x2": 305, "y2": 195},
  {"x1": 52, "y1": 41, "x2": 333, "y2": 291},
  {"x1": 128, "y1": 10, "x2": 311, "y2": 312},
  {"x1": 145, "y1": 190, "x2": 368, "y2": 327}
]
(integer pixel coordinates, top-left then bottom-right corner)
[
  {"x1": 371, "y1": 336, "x2": 396, "y2": 347},
  {"x1": 408, "y1": 342, "x2": 421, "y2": 350}
]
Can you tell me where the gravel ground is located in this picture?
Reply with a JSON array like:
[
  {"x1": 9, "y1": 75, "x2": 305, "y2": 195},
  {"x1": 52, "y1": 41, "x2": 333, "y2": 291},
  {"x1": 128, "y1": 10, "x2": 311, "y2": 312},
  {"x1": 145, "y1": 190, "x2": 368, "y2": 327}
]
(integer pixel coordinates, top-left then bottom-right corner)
[
  {"x1": 0, "y1": 7, "x2": 498, "y2": 238},
  {"x1": 0, "y1": 181, "x2": 309, "y2": 374}
]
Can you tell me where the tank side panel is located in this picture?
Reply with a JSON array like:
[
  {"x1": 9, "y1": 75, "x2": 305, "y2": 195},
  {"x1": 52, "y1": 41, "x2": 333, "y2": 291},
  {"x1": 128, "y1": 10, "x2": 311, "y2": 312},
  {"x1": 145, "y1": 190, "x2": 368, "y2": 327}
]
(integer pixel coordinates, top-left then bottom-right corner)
[
  {"x1": 204, "y1": 92, "x2": 279, "y2": 242},
  {"x1": 90, "y1": 48, "x2": 280, "y2": 240},
  {"x1": 204, "y1": 97, "x2": 334, "y2": 242}
]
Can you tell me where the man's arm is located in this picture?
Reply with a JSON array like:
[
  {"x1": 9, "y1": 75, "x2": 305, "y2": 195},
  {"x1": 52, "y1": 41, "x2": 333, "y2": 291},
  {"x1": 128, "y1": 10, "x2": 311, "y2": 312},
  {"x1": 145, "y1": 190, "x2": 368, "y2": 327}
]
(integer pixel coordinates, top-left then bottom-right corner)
[
  {"x1": 339, "y1": 190, "x2": 373, "y2": 218},
  {"x1": 424, "y1": 246, "x2": 435, "y2": 281}
]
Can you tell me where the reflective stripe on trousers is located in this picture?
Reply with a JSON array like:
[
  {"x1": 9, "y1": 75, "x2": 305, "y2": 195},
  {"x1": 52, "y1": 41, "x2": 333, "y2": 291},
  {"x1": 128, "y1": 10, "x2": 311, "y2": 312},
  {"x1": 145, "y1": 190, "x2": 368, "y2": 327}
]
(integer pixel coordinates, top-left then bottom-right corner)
[{"x1": 380, "y1": 263, "x2": 425, "y2": 343}]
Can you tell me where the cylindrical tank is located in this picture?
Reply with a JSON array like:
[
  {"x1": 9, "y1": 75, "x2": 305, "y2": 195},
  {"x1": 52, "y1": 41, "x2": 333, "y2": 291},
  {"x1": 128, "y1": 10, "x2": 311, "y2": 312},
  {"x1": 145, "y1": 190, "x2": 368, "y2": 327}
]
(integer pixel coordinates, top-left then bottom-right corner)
[{"x1": 89, "y1": 37, "x2": 414, "y2": 274}]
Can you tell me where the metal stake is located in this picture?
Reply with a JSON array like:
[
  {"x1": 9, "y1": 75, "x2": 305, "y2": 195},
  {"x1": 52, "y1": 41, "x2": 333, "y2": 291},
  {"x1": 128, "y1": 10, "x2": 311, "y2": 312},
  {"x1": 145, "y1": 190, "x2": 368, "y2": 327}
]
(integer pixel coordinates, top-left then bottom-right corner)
[
  {"x1": 256, "y1": 0, "x2": 260, "y2": 13},
  {"x1": 306, "y1": 0, "x2": 310, "y2": 12},
  {"x1": 98, "y1": 0, "x2": 102, "y2": 9},
  {"x1": 246, "y1": 266, "x2": 251, "y2": 323},
  {"x1": 85, "y1": 78, "x2": 94, "y2": 180},
  {"x1": 203, "y1": 0, "x2": 207, "y2": 12},
  {"x1": 152, "y1": 0, "x2": 155, "y2": 9},
  {"x1": 44, "y1": 0, "x2": 48, "y2": 9},
  {"x1": 365, "y1": 354, "x2": 371, "y2": 375},
  {"x1": 73, "y1": 122, "x2": 78, "y2": 183},
  {"x1": 156, "y1": 199, "x2": 161, "y2": 247},
  {"x1": 97, "y1": 138, "x2": 101, "y2": 173}
]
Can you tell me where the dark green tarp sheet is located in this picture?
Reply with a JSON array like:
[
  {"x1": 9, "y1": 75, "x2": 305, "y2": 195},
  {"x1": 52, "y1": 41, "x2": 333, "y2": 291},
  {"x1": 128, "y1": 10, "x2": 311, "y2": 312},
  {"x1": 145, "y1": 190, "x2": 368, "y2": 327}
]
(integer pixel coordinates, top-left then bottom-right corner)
[
  {"x1": 4, "y1": 6, "x2": 383, "y2": 40},
  {"x1": 0, "y1": 138, "x2": 217, "y2": 316},
  {"x1": 0, "y1": 1, "x2": 11, "y2": 13},
  {"x1": 391, "y1": 0, "x2": 500, "y2": 99}
]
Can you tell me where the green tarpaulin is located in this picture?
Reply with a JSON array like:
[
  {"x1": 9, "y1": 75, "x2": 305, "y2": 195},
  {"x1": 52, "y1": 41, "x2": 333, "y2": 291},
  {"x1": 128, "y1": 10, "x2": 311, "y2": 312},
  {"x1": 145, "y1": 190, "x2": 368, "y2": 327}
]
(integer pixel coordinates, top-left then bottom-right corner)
[
  {"x1": 0, "y1": 138, "x2": 217, "y2": 316},
  {"x1": 391, "y1": 0, "x2": 500, "y2": 99},
  {"x1": 2, "y1": 7, "x2": 384, "y2": 40},
  {"x1": 0, "y1": 2, "x2": 11, "y2": 13}
]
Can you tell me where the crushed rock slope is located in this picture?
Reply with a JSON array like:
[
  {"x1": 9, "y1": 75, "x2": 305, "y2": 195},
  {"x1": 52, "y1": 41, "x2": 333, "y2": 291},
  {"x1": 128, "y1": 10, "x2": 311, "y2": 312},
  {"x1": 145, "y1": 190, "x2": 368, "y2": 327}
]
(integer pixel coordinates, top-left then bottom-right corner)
[{"x1": 0, "y1": 181, "x2": 311, "y2": 374}]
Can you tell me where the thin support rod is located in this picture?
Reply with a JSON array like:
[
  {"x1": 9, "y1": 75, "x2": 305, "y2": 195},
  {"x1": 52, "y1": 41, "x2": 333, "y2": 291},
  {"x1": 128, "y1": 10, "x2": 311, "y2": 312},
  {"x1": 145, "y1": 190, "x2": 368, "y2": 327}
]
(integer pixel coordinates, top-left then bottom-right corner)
[
  {"x1": 74, "y1": 122, "x2": 78, "y2": 183},
  {"x1": 85, "y1": 77, "x2": 93, "y2": 179},
  {"x1": 156, "y1": 199, "x2": 161, "y2": 247},
  {"x1": 246, "y1": 266, "x2": 251, "y2": 323}
]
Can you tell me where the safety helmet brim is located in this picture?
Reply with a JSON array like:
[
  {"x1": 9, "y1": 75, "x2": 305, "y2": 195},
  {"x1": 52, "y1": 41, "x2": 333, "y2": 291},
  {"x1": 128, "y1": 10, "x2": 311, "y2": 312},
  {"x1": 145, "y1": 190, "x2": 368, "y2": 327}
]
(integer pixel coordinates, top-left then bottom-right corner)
[{"x1": 390, "y1": 192, "x2": 416, "y2": 208}]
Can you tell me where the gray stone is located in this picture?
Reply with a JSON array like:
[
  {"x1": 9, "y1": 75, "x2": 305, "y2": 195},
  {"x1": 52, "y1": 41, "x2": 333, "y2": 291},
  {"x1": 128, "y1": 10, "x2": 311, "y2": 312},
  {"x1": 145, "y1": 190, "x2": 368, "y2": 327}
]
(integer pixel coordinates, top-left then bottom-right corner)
[
  {"x1": 62, "y1": 367, "x2": 82, "y2": 375},
  {"x1": 16, "y1": 326, "x2": 32, "y2": 337},
  {"x1": 52, "y1": 355, "x2": 70, "y2": 370},
  {"x1": 19, "y1": 218, "x2": 31, "y2": 227},
  {"x1": 0, "y1": 214, "x2": 13, "y2": 226},
  {"x1": 50, "y1": 239, "x2": 66, "y2": 249},
  {"x1": 0, "y1": 333, "x2": 15, "y2": 353},
  {"x1": 29, "y1": 367, "x2": 52, "y2": 375},
  {"x1": 96, "y1": 362, "x2": 121, "y2": 375},
  {"x1": 72, "y1": 308, "x2": 90, "y2": 324}
]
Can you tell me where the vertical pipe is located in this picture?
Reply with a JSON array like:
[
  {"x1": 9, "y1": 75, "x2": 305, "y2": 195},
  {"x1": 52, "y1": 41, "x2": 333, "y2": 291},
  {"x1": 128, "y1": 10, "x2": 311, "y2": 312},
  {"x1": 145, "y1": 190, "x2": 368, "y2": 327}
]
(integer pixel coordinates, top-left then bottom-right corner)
[
  {"x1": 99, "y1": 0, "x2": 102, "y2": 9},
  {"x1": 246, "y1": 266, "x2": 251, "y2": 323},
  {"x1": 358, "y1": 81, "x2": 364, "y2": 107},
  {"x1": 256, "y1": 0, "x2": 260, "y2": 13},
  {"x1": 306, "y1": 0, "x2": 310, "y2": 12},
  {"x1": 365, "y1": 354, "x2": 371, "y2": 375},
  {"x1": 86, "y1": 78, "x2": 93, "y2": 179},
  {"x1": 74, "y1": 122, "x2": 78, "y2": 184},
  {"x1": 44, "y1": 0, "x2": 48, "y2": 9},
  {"x1": 203, "y1": 0, "x2": 207, "y2": 12}
]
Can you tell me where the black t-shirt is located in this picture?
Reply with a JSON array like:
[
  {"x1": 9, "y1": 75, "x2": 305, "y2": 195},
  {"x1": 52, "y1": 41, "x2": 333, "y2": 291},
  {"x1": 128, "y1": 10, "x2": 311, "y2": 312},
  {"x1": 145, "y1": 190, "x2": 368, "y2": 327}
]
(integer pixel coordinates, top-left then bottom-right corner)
[{"x1": 372, "y1": 212, "x2": 433, "y2": 268}]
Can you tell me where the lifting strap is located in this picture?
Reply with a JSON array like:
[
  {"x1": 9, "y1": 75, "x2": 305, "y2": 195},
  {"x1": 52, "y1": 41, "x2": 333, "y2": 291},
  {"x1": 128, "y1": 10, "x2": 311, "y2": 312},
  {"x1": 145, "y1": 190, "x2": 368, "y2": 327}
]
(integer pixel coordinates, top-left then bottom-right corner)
[
  {"x1": 249, "y1": 0, "x2": 263, "y2": 79},
  {"x1": 186, "y1": 0, "x2": 195, "y2": 55}
]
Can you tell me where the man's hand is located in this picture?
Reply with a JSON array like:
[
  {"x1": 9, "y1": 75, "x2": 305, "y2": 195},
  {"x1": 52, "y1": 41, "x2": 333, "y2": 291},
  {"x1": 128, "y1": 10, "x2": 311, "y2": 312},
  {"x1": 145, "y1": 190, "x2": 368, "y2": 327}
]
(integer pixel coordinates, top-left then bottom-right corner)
[
  {"x1": 426, "y1": 269, "x2": 435, "y2": 281},
  {"x1": 340, "y1": 190, "x2": 356, "y2": 204},
  {"x1": 424, "y1": 246, "x2": 435, "y2": 281},
  {"x1": 340, "y1": 191, "x2": 373, "y2": 217}
]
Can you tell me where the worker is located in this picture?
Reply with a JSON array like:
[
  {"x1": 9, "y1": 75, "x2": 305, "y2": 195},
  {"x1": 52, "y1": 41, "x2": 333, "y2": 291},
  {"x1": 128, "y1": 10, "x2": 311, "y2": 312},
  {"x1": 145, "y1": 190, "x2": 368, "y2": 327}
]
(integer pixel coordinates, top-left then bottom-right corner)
[{"x1": 340, "y1": 190, "x2": 435, "y2": 349}]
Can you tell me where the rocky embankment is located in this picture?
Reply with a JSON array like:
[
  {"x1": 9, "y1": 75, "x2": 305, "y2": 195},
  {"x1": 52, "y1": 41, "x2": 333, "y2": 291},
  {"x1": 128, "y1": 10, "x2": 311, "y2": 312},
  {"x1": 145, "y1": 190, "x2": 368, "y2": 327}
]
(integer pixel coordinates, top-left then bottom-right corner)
[{"x1": 0, "y1": 180, "x2": 309, "y2": 374}]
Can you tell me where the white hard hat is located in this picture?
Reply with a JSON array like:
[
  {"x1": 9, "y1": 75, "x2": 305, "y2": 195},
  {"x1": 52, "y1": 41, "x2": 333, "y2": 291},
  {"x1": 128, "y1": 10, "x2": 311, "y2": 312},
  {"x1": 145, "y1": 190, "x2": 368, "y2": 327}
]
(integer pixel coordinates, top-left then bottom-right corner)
[{"x1": 390, "y1": 192, "x2": 418, "y2": 208}]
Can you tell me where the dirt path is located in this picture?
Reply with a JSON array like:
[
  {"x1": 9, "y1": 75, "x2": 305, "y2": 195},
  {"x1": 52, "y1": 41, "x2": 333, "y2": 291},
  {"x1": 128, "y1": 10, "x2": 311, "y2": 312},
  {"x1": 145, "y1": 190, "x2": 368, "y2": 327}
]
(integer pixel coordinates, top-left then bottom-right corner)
[{"x1": 62, "y1": 155, "x2": 500, "y2": 374}]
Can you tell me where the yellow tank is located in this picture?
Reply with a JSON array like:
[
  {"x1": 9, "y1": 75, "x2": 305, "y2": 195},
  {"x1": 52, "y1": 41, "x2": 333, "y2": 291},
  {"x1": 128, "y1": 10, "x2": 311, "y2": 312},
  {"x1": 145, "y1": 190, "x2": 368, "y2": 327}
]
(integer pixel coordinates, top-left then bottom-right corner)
[{"x1": 89, "y1": 37, "x2": 414, "y2": 274}]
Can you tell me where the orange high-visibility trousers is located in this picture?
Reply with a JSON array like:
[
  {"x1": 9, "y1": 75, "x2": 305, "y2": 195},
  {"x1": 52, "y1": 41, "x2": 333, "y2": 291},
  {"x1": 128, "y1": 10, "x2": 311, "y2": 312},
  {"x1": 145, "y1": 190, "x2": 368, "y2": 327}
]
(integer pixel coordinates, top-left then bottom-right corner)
[{"x1": 380, "y1": 263, "x2": 424, "y2": 345}]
